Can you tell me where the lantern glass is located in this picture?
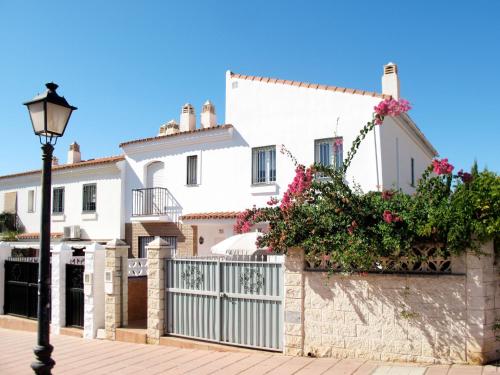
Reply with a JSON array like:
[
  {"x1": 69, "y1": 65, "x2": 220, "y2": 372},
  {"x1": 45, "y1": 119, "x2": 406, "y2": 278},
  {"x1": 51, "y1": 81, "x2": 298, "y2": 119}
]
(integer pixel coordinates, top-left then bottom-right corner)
[
  {"x1": 46, "y1": 102, "x2": 72, "y2": 137},
  {"x1": 27, "y1": 101, "x2": 45, "y2": 135}
]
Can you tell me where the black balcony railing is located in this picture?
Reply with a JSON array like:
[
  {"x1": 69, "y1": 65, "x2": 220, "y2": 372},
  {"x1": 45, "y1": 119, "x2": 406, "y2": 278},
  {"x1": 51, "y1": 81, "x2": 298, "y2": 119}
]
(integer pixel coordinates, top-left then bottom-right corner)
[{"x1": 132, "y1": 187, "x2": 181, "y2": 221}]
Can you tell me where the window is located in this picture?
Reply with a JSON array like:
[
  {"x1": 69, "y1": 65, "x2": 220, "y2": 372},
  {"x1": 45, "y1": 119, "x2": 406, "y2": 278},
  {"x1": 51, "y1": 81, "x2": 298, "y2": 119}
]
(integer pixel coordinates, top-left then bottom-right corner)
[
  {"x1": 186, "y1": 155, "x2": 198, "y2": 185},
  {"x1": 138, "y1": 236, "x2": 177, "y2": 258},
  {"x1": 82, "y1": 184, "x2": 97, "y2": 212},
  {"x1": 410, "y1": 158, "x2": 415, "y2": 187},
  {"x1": 53, "y1": 187, "x2": 64, "y2": 214},
  {"x1": 27, "y1": 190, "x2": 35, "y2": 213},
  {"x1": 252, "y1": 146, "x2": 276, "y2": 184},
  {"x1": 314, "y1": 137, "x2": 343, "y2": 171}
]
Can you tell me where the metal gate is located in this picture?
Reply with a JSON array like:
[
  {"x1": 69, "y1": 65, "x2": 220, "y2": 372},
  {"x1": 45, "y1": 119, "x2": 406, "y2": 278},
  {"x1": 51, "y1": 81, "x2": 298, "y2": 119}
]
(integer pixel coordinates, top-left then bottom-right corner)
[
  {"x1": 65, "y1": 261, "x2": 84, "y2": 328},
  {"x1": 4, "y1": 257, "x2": 39, "y2": 319},
  {"x1": 165, "y1": 256, "x2": 283, "y2": 351}
]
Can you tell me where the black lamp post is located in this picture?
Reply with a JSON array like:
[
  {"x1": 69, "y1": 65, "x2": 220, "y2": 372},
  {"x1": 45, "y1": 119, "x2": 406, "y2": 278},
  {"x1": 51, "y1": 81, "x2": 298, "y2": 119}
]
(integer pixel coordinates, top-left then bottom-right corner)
[{"x1": 24, "y1": 83, "x2": 77, "y2": 375}]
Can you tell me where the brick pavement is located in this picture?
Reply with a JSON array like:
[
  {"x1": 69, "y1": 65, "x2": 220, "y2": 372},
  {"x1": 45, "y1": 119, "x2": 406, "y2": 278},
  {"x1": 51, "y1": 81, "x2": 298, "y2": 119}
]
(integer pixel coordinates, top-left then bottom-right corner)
[{"x1": 0, "y1": 328, "x2": 497, "y2": 375}]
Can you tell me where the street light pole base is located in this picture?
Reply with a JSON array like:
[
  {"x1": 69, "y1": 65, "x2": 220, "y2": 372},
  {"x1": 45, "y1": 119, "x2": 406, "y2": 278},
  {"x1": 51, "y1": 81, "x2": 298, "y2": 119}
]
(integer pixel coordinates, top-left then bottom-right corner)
[{"x1": 31, "y1": 344, "x2": 55, "y2": 374}]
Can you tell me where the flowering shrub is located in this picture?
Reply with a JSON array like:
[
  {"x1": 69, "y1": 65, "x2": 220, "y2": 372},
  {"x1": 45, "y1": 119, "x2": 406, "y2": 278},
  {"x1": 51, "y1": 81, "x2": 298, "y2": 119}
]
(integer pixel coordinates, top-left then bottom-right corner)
[{"x1": 238, "y1": 98, "x2": 499, "y2": 271}]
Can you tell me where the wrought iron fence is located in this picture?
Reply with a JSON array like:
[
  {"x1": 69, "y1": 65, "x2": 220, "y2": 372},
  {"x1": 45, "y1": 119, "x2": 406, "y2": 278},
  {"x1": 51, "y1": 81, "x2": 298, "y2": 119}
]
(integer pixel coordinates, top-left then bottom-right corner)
[{"x1": 132, "y1": 187, "x2": 182, "y2": 221}]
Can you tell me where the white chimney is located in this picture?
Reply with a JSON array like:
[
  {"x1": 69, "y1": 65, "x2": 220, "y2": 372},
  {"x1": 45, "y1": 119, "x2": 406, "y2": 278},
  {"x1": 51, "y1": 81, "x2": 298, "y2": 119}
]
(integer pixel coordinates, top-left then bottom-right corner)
[
  {"x1": 67, "y1": 142, "x2": 81, "y2": 164},
  {"x1": 381, "y1": 62, "x2": 400, "y2": 99},
  {"x1": 52, "y1": 156, "x2": 59, "y2": 166},
  {"x1": 180, "y1": 103, "x2": 196, "y2": 132},
  {"x1": 200, "y1": 100, "x2": 217, "y2": 128},
  {"x1": 159, "y1": 119, "x2": 180, "y2": 136}
]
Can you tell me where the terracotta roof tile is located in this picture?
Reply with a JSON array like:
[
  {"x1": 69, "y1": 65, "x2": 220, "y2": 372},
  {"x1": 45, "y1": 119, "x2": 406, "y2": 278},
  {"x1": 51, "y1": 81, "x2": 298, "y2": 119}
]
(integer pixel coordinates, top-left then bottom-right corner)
[
  {"x1": 0, "y1": 155, "x2": 125, "y2": 180},
  {"x1": 230, "y1": 72, "x2": 389, "y2": 99},
  {"x1": 119, "y1": 124, "x2": 233, "y2": 148},
  {"x1": 181, "y1": 211, "x2": 240, "y2": 220},
  {"x1": 17, "y1": 232, "x2": 63, "y2": 240}
]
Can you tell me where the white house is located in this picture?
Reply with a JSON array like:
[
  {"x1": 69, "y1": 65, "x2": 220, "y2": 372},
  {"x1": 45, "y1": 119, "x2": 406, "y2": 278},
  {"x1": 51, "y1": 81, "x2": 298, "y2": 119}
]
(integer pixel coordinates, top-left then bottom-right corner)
[
  {"x1": 121, "y1": 63, "x2": 437, "y2": 256},
  {"x1": 0, "y1": 143, "x2": 125, "y2": 248},
  {"x1": 0, "y1": 62, "x2": 437, "y2": 257}
]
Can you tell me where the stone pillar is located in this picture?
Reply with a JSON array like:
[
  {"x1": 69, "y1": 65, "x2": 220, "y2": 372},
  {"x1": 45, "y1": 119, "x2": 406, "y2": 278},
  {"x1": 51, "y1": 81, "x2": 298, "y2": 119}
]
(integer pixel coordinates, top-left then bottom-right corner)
[
  {"x1": 104, "y1": 239, "x2": 129, "y2": 340},
  {"x1": 50, "y1": 243, "x2": 72, "y2": 334},
  {"x1": 465, "y1": 241, "x2": 498, "y2": 364},
  {"x1": 147, "y1": 237, "x2": 173, "y2": 344},
  {"x1": 83, "y1": 242, "x2": 105, "y2": 339},
  {"x1": 0, "y1": 242, "x2": 12, "y2": 315},
  {"x1": 283, "y1": 247, "x2": 306, "y2": 355}
]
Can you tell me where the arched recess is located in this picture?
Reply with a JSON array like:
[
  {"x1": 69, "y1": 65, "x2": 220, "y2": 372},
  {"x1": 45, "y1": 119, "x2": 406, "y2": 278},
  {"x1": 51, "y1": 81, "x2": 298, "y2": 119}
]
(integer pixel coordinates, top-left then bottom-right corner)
[{"x1": 146, "y1": 161, "x2": 165, "y2": 188}]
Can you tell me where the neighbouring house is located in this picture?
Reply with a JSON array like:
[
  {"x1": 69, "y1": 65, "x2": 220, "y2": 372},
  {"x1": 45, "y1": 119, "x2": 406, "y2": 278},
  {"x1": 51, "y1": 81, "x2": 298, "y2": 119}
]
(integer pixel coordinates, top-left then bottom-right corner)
[
  {"x1": 0, "y1": 142, "x2": 125, "y2": 248},
  {"x1": 0, "y1": 62, "x2": 437, "y2": 257}
]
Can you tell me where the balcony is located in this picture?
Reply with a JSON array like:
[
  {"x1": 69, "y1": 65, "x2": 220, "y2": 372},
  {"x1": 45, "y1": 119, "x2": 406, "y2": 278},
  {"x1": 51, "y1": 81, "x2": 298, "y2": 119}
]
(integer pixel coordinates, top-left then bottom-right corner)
[{"x1": 131, "y1": 187, "x2": 181, "y2": 222}]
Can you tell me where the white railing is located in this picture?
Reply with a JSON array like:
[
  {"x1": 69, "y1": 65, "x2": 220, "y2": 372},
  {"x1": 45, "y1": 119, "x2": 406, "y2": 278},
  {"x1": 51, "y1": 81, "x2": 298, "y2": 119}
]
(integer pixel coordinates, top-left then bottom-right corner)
[{"x1": 128, "y1": 258, "x2": 148, "y2": 277}]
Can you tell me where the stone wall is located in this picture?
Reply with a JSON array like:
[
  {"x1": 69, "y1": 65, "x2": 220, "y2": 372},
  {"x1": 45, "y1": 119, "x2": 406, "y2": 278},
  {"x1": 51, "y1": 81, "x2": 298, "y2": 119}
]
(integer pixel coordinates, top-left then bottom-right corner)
[
  {"x1": 284, "y1": 242, "x2": 500, "y2": 365},
  {"x1": 125, "y1": 222, "x2": 197, "y2": 258}
]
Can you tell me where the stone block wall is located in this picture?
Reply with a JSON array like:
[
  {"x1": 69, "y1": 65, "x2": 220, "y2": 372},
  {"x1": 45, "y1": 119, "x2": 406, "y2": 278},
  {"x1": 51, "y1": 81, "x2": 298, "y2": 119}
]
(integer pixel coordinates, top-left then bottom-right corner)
[
  {"x1": 284, "y1": 242, "x2": 500, "y2": 364},
  {"x1": 125, "y1": 222, "x2": 197, "y2": 258}
]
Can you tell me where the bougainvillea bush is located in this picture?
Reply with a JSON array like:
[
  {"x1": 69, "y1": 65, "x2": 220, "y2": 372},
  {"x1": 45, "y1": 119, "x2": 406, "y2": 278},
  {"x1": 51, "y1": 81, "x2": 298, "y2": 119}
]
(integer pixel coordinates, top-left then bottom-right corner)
[{"x1": 235, "y1": 98, "x2": 500, "y2": 271}]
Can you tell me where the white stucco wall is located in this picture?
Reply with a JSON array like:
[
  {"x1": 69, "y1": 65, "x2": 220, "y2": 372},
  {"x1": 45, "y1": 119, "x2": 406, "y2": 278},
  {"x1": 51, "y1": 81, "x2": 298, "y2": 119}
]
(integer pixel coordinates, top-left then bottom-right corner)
[
  {"x1": 378, "y1": 116, "x2": 436, "y2": 193},
  {"x1": 226, "y1": 72, "x2": 385, "y2": 195},
  {"x1": 0, "y1": 163, "x2": 122, "y2": 241}
]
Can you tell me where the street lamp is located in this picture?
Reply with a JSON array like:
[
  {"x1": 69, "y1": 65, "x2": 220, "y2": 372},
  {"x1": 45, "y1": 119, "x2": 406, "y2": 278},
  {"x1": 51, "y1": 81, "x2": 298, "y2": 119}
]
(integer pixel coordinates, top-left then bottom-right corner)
[{"x1": 24, "y1": 83, "x2": 77, "y2": 374}]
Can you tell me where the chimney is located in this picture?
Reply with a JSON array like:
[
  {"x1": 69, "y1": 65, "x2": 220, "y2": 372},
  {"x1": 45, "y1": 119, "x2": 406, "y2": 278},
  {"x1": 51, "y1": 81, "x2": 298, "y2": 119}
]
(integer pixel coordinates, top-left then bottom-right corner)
[
  {"x1": 200, "y1": 100, "x2": 217, "y2": 128},
  {"x1": 52, "y1": 156, "x2": 59, "y2": 166},
  {"x1": 381, "y1": 62, "x2": 400, "y2": 99},
  {"x1": 158, "y1": 119, "x2": 180, "y2": 136},
  {"x1": 180, "y1": 103, "x2": 196, "y2": 132},
  {"x1": 67, "y1": 142, "x2": 81, "y2": 164}
]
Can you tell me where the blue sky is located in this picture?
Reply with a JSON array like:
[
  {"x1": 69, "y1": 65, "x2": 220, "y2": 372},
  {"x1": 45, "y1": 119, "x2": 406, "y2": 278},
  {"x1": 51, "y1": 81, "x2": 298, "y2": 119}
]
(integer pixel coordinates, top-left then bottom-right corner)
[{"x1": 0, "y1": 1, "x2": 498, "y2": 175}]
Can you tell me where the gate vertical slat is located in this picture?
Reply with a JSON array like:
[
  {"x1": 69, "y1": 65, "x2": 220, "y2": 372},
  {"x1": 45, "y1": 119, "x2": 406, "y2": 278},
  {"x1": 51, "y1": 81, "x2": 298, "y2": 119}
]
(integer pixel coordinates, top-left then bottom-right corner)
[{"x1": 165, "y1": 256, "x2": 283, "y2": 351}]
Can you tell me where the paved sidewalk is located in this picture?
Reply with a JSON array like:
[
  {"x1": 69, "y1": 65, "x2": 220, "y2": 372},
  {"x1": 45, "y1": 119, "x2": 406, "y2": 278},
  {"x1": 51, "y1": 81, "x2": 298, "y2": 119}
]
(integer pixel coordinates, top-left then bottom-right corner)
[{"x1": 0, "y1": 328, "x2": 497, "y2": 375}]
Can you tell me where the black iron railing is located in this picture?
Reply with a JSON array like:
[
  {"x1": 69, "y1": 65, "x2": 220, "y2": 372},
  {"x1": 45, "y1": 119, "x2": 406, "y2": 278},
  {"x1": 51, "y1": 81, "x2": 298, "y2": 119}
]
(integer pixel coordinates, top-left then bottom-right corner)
[{"x1": 132, "y1": 187, "x2": 181, "y2": 221}]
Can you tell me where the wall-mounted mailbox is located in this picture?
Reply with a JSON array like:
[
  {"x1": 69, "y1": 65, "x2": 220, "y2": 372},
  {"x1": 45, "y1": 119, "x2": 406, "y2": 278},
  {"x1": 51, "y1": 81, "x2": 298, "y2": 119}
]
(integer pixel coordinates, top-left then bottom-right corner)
[
  {"x1": 84, "y1": 273, "x2": 92, "y2": 295},
  {"x1": 105, "y1": 270, "x2": 113, "y2": 294}
]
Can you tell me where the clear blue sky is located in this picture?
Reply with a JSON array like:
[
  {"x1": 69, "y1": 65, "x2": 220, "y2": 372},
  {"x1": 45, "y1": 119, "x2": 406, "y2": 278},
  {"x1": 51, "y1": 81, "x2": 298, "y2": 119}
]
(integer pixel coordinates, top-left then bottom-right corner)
[{"x1": 0, "y1": 1, "x2": 498, "y2": 176}]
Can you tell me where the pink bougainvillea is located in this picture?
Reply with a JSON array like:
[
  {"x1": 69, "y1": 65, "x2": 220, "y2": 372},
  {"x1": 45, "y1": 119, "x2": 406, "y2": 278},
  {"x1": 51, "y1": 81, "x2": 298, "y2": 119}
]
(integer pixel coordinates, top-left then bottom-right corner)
[
  {"x1": 381, "y1": 190, "x2": 395, "y2": 200},
  {"x1": 234, "y1": 207, "x2": 258, "y2": 233},
  {"x1": 280, "y1": 165, "x2": 314, "y2": 212},
  {"x1": 432, "y1": 158, "x2": 454, "y2": 175},
  {"x1": 457, "y1": 169, "x2": 473, "y2": 183},
  {"x1": 383, "y1": 210, "x2": 402, "y2": 224},
  {"x1": 374, "y1": 98, "x2": 411, "y2": 125},
  {"x1": 347, "y1": 220, "x2": 358, "y2": 235},
  {"x1": 267, "y1": 197, "x2": 279, "y2": 206}
]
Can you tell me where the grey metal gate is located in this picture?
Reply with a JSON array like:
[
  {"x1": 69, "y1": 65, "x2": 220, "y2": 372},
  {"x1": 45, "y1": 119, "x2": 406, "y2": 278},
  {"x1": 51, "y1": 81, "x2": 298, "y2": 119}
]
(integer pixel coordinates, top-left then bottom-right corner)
[{"x1": 165, "y1": 256, "x2": 283, "y2": 351}]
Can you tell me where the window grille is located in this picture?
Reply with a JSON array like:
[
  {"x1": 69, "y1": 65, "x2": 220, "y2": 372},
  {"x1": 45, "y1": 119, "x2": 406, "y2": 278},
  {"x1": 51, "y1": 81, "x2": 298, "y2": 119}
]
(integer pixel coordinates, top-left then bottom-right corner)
[
  {"x1": 314, "y1": 138, "x2": 343, "y2": 171},
  {"x1": 186, "y1": 155, "x2": 198, "y2": 185},
  {"x1": 53, "y1": 187, "x2": 64, "y2": 214},
  {"x1": 138, "y1": 236, "x2": 177, "y2": 258},
  {"x1": 82, "y1": 184, "x2": 97, "y2": 212},
  {"x1": 252, "y1": 146, "x2": 276, "y2": 184}
]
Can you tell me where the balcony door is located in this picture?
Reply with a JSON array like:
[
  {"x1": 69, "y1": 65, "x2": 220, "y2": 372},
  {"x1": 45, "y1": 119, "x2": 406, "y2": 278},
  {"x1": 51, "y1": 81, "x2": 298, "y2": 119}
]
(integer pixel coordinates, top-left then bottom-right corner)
[{"x1": 146, "y1": 161, "x2": 164, "y2": 215}]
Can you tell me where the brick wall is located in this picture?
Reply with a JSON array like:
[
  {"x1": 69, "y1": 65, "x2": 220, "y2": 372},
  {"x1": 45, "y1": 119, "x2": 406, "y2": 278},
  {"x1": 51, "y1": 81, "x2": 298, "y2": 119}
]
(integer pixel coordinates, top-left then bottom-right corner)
[
  {"x1": 125, "y1": 222, "x2": 197, "y2": 258},
  {"x1": 284, "y1": 242, "x2": 500, "y2": 365}
]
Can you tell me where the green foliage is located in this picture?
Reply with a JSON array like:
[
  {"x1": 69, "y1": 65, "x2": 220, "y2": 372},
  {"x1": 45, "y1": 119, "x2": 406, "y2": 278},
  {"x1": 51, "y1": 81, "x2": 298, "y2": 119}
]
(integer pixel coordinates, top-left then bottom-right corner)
[
  {"x1": 0, "y1": 212, "x2": 17, "y2": 232},
  {"x1": 247, "y1": 117, "x2": 500, "y2": 272}
]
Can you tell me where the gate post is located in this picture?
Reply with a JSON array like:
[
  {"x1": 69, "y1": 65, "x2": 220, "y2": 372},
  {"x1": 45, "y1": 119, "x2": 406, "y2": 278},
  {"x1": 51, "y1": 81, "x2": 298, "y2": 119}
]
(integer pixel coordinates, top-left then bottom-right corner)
[
  {"x1": 104, "y1": 239, "x2": 129, "y2": 340},
  {"x1": 50, "y1": 243, "x2": 72, "y2": 334},
  {"x1": 83, "y1": 242, "x2": 105, "y2": 339},
  {"x1": 283, "y1": 247, "x2": 306, "y2": 355},
  {"x1": 0, "y1": 242, "x2": 12, "y2": 315},
  {"x1": 146, "y1": 237, "x2": 172, "y2": 344}
]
